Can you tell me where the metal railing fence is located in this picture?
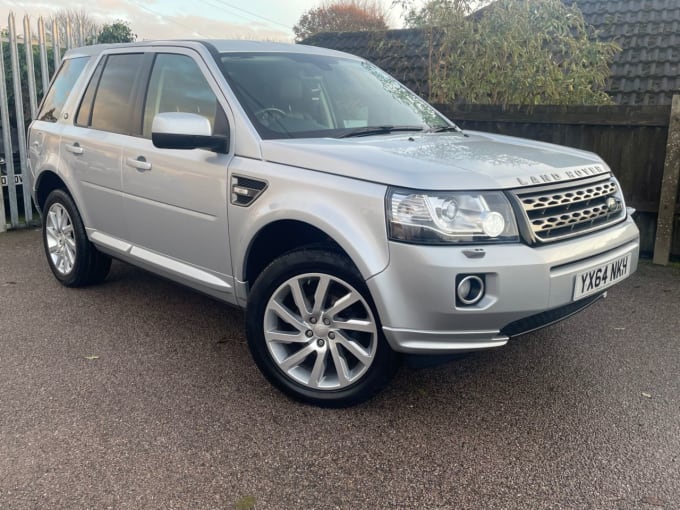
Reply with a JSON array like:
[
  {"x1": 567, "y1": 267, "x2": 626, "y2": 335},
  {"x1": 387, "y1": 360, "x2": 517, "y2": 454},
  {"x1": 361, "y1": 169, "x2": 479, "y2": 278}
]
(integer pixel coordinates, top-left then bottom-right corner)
[{"x1": 1, "y1": 12, "x2": 96, "y2": 232}]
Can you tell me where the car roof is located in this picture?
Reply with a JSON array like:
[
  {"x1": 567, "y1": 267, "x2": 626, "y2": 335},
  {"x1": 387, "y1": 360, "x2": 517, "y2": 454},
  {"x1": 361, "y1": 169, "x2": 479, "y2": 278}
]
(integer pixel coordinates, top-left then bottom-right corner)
[{"x1": 63, "y1": 40, "x2": 359, "y2": 61}]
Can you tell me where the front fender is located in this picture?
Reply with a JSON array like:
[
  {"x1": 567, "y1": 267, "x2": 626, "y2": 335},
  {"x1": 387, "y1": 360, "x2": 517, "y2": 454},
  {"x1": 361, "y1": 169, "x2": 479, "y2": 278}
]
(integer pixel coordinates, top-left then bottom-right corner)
[{"x1": 228, "y1": 157, "x2": 390, "y2": 282}]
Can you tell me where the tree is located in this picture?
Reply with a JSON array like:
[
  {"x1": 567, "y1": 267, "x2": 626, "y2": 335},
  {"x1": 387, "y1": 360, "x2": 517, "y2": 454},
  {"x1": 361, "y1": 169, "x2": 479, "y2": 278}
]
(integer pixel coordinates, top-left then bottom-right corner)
[
  {"x1": 398, "y1": 0, "x2": 619, "y2": 105},
  {"x1": 95, "y1": 21, "x2": 137, "y2": 43},
  {"x1": 399, "y1": 0, "x2": 473, "y2": 27},
  {"x1": 46, "y1": 9, "x2": 100, "y2": 46},
  {"x1": 294, "y1": 0, "x2": 388, "y2": 41}
]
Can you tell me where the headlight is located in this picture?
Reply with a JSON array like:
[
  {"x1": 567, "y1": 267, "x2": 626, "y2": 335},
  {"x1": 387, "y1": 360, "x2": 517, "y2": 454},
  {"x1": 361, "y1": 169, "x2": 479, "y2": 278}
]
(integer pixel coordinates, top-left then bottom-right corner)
[{"x1": 387, "y1": 188, "x2": 519, "y2": 244}]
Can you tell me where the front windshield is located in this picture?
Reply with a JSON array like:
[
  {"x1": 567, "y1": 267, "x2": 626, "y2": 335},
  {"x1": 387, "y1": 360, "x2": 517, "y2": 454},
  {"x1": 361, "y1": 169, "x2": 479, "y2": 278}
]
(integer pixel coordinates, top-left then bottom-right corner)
[{"x1": 219, "y1": 52, "x2": 452, "y2": 139}]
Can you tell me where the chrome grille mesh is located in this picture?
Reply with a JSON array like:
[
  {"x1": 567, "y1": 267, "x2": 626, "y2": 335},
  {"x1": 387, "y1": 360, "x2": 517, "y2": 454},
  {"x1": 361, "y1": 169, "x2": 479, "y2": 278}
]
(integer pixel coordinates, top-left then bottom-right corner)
[
  {"x1": 521, "y1": 181, "x2": 617, "y2": 211},
  {"x1": 512, "y1": 176, "x2": 626, "y2": 243}
]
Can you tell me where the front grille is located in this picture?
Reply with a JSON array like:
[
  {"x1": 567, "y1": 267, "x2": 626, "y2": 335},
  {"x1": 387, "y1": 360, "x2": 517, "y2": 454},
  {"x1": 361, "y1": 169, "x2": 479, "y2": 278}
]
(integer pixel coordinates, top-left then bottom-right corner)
[{"x1": 511, "y1": 175, "x2": 627, "y2": 243}]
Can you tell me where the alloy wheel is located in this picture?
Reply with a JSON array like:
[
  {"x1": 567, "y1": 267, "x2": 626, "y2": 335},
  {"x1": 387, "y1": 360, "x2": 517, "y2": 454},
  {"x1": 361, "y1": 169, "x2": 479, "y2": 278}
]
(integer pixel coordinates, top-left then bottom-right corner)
[
  {"x1": 263, "y1": 273, "x2": 378, "y2": 390},
  {"x1": 45, "y1": 203, "x2": 77, "y2": 275}
]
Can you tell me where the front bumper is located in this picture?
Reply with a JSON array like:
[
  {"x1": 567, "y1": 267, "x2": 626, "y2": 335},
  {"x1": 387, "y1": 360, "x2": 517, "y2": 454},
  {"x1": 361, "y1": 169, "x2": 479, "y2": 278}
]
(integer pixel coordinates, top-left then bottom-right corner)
[{"x1": 366, "y1": 215, "x2": 639, "y2": 354}]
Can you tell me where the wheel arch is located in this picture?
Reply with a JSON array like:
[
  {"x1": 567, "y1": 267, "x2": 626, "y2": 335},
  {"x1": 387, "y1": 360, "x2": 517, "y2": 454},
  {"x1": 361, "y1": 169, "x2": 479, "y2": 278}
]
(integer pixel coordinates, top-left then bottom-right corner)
[
  {"x1": 35, "y1": 170, "x2": 72, "y2": 213},
  {"x1": 243, "y1": 219, "x2": 348, "y2": 287},
  {"x1": 240, "y1": 214, "x2": 389, "y2": 291}
]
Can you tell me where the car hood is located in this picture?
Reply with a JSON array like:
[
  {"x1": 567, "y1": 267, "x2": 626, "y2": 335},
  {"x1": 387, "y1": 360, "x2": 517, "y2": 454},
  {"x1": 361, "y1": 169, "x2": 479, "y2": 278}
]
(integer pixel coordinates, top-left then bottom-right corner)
[{"x1": 259, "y1": 130, "x2": 609, "y2": 190}]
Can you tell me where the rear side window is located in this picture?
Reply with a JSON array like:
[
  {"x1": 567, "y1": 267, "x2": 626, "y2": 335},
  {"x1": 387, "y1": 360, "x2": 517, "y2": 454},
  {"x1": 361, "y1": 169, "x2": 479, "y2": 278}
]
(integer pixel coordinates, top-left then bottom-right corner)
[
  {"x1": 78, "y1": 53, "x2": 144, "y2": 135},
  {"x1": 75, "y1": 58, "x2": 105, "y2": 127},
  {"x1": 37, "y1": 57, "x2": 89, "y2": 122}
]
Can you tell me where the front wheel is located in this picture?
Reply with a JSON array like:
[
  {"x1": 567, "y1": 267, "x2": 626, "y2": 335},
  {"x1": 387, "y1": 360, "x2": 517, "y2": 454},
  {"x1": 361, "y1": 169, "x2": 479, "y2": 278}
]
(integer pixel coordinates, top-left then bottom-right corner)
[{"x1": 246, "y1": 248, "x2": 398, "y2": 407}]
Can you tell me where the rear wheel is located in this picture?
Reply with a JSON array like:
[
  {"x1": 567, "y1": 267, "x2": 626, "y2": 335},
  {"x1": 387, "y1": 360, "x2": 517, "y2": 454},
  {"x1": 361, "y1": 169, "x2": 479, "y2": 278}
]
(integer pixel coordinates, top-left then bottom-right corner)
[
  {"x1": 246, "y1": 248, "x2": 398, "y2": 407},
  {"x1": 42, "y1": 189, "x2": 111, "y2": 287}
]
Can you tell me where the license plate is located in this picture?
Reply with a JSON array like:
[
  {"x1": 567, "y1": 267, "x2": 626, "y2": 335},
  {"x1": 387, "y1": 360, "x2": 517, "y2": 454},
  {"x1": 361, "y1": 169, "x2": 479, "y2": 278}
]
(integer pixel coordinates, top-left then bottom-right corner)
[{"x1": 573, "y1": 253, "x2": 632, "y2": 300}]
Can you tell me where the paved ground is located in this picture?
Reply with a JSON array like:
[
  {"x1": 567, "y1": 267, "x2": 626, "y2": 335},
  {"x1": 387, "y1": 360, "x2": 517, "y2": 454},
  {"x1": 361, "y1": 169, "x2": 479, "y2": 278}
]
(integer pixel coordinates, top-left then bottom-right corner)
[{"x1": 0, "y1": 229, "x2": 679, "y2": 510}]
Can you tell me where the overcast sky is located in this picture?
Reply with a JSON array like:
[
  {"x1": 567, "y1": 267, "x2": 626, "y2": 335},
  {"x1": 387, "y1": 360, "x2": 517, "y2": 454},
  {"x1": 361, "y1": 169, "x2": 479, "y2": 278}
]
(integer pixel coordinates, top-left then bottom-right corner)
[{"x1": 0, "y1": 0, "x2": 418, "y2": 41}]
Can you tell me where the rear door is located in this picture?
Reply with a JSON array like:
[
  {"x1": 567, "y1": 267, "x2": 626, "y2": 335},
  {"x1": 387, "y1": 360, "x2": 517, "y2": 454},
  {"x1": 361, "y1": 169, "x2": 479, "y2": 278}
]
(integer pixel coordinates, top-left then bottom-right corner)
[
  {"x1": 60, "y1": 51, "x2": 148, "y2": 242},
  {"x1": 29, "y1": 55, "x2": 90, "y2": 210},
  {"x1": 120, "y1": 49, "x2": 234, "y2": 293}
]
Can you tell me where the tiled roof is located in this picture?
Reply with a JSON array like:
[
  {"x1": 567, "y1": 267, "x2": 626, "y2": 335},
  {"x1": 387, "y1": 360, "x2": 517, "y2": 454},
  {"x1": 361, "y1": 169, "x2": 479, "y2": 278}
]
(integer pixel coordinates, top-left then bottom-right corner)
[
  {"x1": 301, "y1": 29, "x2": 439, "y2": 98},
  {"x1": 568, "y1": 0, "x2": 680, "y2": 105},
  {"x1": 303, "y1": 0, "x2": 680, "y2": 105}
]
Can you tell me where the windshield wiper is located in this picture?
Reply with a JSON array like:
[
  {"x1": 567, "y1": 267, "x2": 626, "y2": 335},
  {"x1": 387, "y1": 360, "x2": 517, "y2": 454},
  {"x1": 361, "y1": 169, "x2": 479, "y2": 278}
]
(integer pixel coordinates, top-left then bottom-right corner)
[
  {"x1": 429, "y1": 125, "x2": 462, "y2": 133},
  {"x1": 338, "y1": 125, "x2": 424, "y2": 138}
]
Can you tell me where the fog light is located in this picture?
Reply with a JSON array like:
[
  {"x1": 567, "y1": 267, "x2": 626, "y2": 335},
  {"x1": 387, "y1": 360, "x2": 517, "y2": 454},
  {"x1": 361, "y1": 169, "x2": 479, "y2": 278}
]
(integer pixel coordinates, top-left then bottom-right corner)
[{"x1": 457, "y1": 275, "x2": 485, "y2": 306}]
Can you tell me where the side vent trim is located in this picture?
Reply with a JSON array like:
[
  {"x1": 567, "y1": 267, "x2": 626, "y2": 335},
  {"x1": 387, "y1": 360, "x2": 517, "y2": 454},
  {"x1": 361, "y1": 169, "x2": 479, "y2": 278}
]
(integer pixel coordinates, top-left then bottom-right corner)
[{"x1": 231, "y1": 175, "x2": 268, "y2": 207}]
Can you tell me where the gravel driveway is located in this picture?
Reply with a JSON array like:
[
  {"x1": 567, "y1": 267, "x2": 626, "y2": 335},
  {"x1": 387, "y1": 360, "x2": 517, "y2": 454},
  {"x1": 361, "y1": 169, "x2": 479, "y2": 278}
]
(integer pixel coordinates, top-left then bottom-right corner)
[{"x1": 1, "y1": 229, "x2": 679, "y2": 509}]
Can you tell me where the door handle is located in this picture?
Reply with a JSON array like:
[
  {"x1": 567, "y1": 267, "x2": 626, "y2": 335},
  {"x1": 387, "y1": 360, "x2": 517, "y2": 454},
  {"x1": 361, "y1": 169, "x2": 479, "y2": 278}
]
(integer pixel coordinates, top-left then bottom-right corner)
[
  {"x1": 65, "y1": 142, "x2": 83, "y2": 155},
  {"x1": 126, "y1": 156, "x2": 152, "y2": 171}
]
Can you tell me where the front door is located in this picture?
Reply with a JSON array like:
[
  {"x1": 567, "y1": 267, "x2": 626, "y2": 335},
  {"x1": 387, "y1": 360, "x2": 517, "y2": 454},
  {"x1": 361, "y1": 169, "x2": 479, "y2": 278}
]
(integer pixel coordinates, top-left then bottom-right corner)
[{"x1": 121, "y1": 50, "x2": 234, "y2": 294}]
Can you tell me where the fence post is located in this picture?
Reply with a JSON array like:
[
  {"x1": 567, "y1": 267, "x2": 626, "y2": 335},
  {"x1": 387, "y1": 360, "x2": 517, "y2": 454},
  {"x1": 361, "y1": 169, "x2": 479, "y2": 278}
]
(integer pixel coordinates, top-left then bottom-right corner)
[
  {"x1": 78, "y1": 19, "x2": 85, "y2": 47},
  {"x1": 8, "y1": 13, "x2": 33, "y2": 225},
  {"x1": 653, "y1": 95, "x2": 680, "y2": 265},
  {"x1": 0, "y1": 178, "x2": 4, "y2": 232},
  {"x1": 23, "y1": 15, "x2": 38, "y2": 120},
  {"x1": 0, "y1": 15, "x2": 7, "y2": 230},
  {"x1": 37, "y1": 17, "x2": 50, "y2": 94},
  {"x1": 65, "y1": 18, "x2": 72, "y2": 50},
  {"x1": 52, "y1": 18, "x2": 61, "y2": 69},
  {"x1": 0, "y1": 23, "x2": 19, "y2": 227}
]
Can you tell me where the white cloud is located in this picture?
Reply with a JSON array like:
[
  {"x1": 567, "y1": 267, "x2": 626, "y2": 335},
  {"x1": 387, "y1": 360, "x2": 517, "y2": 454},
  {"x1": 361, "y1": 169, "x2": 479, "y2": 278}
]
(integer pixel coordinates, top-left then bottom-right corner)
[{"x1": 0, "y1": 0, "x2": 410, "y2": 40}]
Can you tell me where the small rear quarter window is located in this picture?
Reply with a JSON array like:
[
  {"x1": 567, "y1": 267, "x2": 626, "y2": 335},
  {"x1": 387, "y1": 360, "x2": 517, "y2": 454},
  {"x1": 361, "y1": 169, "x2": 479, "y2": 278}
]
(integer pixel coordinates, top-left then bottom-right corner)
[{"x1": 37, "y1": 56, "x2": 90, "y2": 122}]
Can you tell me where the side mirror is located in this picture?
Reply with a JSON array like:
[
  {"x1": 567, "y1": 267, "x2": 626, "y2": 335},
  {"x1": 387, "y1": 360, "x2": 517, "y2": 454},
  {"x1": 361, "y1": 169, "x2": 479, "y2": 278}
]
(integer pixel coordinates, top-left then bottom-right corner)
[{"x1": 151, "y1": 112, "x2": 228, "y2": 152}]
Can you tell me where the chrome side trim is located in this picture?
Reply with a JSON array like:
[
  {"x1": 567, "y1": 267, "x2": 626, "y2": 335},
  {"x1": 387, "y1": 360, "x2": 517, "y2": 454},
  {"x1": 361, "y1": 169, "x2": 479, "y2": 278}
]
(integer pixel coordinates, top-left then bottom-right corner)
[
  {"x1": 89, "y1": 230, "x2": 132, "y2": 252},
  {"x1": 129, "y1": 246, "x2": 232, "y2": 291},
  {"x1": 87, "y1": 228, "x2": 232, "y2": 292}
]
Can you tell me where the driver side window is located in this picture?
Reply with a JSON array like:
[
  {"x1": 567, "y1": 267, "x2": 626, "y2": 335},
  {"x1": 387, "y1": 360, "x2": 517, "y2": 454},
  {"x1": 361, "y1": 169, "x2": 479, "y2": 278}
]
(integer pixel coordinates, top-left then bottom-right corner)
[{"x1": 143, "y1": 53, "x2": 226, "y2": 139}]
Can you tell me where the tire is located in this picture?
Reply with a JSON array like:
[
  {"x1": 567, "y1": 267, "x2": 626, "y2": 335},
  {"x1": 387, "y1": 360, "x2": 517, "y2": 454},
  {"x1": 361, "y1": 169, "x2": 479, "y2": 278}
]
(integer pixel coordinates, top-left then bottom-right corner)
[
  {"x1": 42, "y1": 189, "x2": 112, "y2": 287},
  {"x1": 246, "y1": 248, "x2": 399, "y2": 407}
]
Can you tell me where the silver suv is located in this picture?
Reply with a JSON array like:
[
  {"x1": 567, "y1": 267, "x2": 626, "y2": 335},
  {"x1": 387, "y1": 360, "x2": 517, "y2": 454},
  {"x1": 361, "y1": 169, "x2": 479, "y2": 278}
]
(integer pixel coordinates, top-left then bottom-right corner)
[{"x1": 28, "y1": 41, "x2": 640, "y2": 407}]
